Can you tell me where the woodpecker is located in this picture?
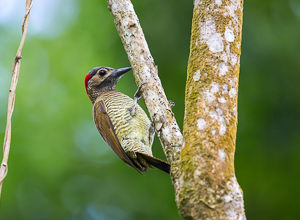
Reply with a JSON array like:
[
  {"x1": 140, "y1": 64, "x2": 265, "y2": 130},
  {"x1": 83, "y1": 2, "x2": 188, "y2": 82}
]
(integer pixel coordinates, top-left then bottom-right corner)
[{"x1": 85, "y1": 66, "x2": 170, "y2": 174}]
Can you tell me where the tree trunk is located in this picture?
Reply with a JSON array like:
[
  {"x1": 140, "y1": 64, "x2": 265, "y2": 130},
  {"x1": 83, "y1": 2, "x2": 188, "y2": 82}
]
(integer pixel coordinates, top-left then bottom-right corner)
[{"x1": 179, "y1": 0, "x2": 246, "y2": 219}]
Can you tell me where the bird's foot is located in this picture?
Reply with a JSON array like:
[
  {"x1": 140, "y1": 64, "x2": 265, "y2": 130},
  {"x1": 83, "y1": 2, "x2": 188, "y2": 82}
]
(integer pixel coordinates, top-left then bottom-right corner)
[
  {"x1": 127, "y1": 150, "x2": 143, "y2": 170},
  {"x1": 128, "y1": 82, "x2": 147, "y2": 116},
  {"x1": 127, "y1": 150, "x2": 154, "y2": 171},
  {"x1": 148, "y1": 121, "x2": 155, "y2": 143},
  {"x1": 168, "y1": 100, "x2": 175, "y2": 109},
  {"x1": 127, "y1": 150, "x2": 137, "y2": 160}
]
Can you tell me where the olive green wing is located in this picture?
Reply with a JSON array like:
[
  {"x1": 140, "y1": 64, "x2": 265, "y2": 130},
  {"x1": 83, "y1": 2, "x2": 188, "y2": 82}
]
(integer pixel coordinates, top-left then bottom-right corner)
[{"x1": 93, "y1": 100, "x2": 143, "y2": 174}]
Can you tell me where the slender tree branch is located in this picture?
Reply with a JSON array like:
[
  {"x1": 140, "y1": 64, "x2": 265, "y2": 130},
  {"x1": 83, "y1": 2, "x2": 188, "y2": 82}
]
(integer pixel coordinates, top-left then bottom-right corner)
[
  {"x1": 106, "y1": 0, "x2": 183, "y2": 184},
  {"x1": 0, "y1": 0, "x2": 33, "y2": 199}
]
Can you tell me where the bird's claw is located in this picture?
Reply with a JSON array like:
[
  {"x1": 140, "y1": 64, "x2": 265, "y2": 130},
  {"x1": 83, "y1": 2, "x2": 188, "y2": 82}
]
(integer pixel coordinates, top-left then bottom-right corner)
[
  {"x1": 135, "y1": 82, "x2": 147, "y2": 98},
  {"x1": 168, "y1": 100, "x2": 175, "y2": 109},
  {"x1": 129, "y1": 82, "x2": 147, "y2": 116}
]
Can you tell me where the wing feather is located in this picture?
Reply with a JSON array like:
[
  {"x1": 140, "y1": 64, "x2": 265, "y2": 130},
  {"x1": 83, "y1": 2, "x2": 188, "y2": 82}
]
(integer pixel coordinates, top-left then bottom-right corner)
[{"x1": 93, "y1": 100, "x2": 143, "y2": 174}]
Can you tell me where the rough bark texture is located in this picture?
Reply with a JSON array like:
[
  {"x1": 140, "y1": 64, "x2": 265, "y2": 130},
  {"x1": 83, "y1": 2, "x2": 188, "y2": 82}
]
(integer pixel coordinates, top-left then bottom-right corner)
[
  {"x1": 106, "y1": 0, "x2": 183, "y2": 187},
  {"x1": 179, "y1": 0, "x2": 246, "y2": 219}
]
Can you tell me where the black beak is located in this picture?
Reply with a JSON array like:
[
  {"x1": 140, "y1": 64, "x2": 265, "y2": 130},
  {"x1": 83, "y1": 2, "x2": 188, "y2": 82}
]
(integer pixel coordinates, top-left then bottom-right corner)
[{"x1": 112, "y1": 67, "x2": 132, "y2": 78}]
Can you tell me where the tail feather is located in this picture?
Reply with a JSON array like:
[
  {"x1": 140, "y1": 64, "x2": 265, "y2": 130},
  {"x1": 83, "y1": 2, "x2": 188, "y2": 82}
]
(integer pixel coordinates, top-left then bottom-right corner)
[{"x1": 136, "y1": 153, "x2": 170, "y2": 174}]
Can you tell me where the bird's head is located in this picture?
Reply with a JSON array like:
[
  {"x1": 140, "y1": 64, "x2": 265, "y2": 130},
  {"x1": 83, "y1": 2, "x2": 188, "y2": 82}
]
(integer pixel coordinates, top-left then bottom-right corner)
[{"x1": 85, "y1": 66, "x2": 132, "y2": 103}]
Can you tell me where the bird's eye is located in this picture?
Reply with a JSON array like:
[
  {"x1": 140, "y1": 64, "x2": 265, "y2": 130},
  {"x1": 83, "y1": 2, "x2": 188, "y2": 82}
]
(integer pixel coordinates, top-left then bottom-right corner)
[{"x1": 99, "y1": 70, "x2": 107, "y2": 76}]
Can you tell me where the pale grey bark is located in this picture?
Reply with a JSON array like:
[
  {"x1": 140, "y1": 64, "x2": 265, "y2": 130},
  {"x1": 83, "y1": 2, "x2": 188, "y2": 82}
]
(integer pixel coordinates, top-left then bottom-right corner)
[{"x1": 106, "y1": 0, "x2": 183, "y2": 185}]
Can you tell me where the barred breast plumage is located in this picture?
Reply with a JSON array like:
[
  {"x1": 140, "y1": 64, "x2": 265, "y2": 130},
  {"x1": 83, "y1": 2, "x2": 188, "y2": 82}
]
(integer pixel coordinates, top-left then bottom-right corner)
[{"x1": 96, "y1": 91, "x2": 154, "y2": 156}]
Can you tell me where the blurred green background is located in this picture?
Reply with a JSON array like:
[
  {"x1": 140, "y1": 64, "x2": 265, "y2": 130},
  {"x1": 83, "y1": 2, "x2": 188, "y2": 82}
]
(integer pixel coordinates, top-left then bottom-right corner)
[{"x1": 0, "y1": 0, "x2": 299, "y2": 219}]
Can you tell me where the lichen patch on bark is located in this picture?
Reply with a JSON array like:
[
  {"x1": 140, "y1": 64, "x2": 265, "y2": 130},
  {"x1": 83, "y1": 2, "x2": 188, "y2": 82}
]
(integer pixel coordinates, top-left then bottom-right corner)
[
  {"x1": 180, "y1": 0, "x2": 246, "y2": 219},
  {"x1": 225, "y1": 28, "x2": 235, "y2": 42},
  {"x1": 193, "y1": 70, "x2": 201, "y2": 81},
  {"x1": 197, "y1": 118, "x2": 206, "y2": 130}
]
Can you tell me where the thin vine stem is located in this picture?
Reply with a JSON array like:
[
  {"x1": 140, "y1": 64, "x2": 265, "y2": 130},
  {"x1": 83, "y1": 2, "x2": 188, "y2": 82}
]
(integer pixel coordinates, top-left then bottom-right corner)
[{"x1": 0, "y1": 0, "x2": 33, "y2": 199}]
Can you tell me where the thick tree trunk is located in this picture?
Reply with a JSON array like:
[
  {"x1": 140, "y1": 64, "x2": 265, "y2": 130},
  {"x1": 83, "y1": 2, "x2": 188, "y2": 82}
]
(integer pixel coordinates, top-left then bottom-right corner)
[{"x1": 179, "y1": 0, "x2": 246, "y2": 219}]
